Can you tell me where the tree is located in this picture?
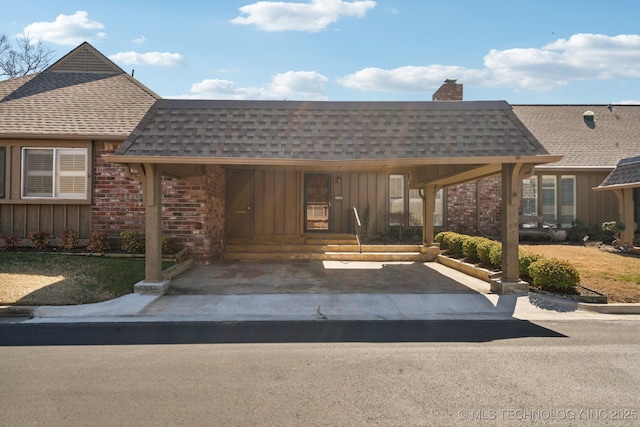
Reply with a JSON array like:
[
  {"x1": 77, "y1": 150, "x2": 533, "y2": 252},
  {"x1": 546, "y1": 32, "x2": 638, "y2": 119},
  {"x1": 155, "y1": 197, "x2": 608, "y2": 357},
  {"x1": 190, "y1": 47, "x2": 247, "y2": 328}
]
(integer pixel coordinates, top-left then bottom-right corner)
[{"x1": 0, "y1": 33, "x2": 55, "y2": 78}]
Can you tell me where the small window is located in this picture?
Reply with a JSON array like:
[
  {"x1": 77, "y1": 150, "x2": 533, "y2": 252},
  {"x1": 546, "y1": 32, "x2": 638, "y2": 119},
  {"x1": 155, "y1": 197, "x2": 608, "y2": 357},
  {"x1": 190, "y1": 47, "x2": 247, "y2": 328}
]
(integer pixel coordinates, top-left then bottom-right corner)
[
  {"x1": 22, "y1": 148, "x2": 87, "y2": 199},
  {"x1": 560, "y1": 175, "x2": 576, "y2": 228},
  {"x1": 0, "y1": 147, "x2": 5, "y2": 199}
]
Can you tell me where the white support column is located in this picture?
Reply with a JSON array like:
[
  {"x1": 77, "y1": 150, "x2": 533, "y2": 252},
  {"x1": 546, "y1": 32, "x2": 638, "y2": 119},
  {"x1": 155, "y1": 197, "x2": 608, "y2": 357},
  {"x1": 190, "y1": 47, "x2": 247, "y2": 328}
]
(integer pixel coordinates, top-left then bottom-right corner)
[
  {"x1": 134, "y1": 163, "x2": 170, "y2": 295},
  {"x1": 492, "y1": 163, "x2": 529, "y2": 294}
]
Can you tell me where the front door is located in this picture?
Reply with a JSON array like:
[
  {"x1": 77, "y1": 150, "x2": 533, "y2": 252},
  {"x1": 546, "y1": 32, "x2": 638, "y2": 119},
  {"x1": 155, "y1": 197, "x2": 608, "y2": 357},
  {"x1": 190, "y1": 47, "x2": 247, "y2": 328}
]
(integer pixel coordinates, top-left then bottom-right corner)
[
  {"x1": 227, "y1": 169, "x2": 253, "y2": 240},
  {"x1": 305, "y1": 174, "x2": 331, "y2": 231}
]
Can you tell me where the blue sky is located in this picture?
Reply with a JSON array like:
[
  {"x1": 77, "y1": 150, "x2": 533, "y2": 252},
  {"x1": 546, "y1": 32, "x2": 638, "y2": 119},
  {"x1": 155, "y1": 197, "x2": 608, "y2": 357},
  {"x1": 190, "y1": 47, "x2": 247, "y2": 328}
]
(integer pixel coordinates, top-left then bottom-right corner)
[{"x1": 3, "y1": 0, "x2": 640, "y2": 104}]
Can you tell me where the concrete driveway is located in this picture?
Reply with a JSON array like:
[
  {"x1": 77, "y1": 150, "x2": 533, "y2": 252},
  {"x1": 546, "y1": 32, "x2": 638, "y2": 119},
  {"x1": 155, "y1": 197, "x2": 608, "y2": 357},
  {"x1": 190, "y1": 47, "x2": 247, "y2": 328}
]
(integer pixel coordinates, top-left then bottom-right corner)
[{"x1": 165, "y1": 260, "x2": 489, "y2": 295}]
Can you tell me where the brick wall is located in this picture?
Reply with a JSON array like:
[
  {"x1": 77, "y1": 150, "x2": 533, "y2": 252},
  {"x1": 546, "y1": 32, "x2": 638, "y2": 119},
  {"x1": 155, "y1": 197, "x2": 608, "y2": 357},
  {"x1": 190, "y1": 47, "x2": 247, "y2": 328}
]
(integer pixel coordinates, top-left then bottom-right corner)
[
  {"x1": 445, "y1": 177, "x2": 502, "y2": 237},
  {"x1": 477, "y1": 176, "x2": 502, "y2": 237},
  {"x1": 91, "y1": 142, "x2": 226, "y2": 261},
  {"x1": 446, "y1": 182, "x2": 477, "y2": 234}
]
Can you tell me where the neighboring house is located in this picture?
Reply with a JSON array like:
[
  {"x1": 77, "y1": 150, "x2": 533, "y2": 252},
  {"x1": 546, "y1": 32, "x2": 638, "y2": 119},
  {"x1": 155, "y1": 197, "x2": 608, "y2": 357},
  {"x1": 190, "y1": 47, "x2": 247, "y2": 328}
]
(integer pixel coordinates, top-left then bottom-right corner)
[
  {"x1": 0, "y1": 42, "x2": 160, "y2": 245},
  {"x1": 435, "y1": 82, "x2": 640, "y2": 239},
  {"x1": 595, "y1": 155, "x2": 640, "y2": 248}
]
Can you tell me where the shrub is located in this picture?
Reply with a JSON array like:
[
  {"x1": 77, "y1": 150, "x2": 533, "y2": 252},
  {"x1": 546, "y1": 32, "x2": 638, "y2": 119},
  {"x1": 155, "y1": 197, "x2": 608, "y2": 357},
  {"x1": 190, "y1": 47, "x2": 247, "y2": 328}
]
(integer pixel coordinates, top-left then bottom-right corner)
[
  {"x1": 462, "y1": 236, "x2": 484, "y2": 263},
  {"x1": 120, "y1": 230, "x2": 144, "y2": 254},
  {"x1": 434, "y1": 231, "x2": 448, "y2": 248},
  {"x1": 28, "y1": 231, "x2": 51, "y2": 250},
  {"x1": 58, "y1": 229, "x2": 79, "y2": 251},
  {"x1": 87, "y1": 230, "x2": 111, "y2": 253},
  {"x1": 476, "y1": 239, "x2": 498, "y2": 267},
  {"x1": 488, "y1": 244, "x2": 502, "y2": 270},
  {"x1": 1, "y1": 233, "x2": 22, "y2": 250},
  {"x1": 519, "y1": 251, "x2": 542, "y2": 283},
  {"x1": 444, "y1": 233, "x2": 465, "y2": 258},
  {"x1": 528, "y1": 257, "x2": 580, "y2": 293}
]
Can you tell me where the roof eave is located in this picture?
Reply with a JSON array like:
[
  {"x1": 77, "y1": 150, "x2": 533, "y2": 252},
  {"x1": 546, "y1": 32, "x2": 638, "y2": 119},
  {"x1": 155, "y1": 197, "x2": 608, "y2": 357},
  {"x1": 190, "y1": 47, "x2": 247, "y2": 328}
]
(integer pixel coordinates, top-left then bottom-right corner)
[{"x1": 103, "y1": 154, "x2": 562, "y2": 169}]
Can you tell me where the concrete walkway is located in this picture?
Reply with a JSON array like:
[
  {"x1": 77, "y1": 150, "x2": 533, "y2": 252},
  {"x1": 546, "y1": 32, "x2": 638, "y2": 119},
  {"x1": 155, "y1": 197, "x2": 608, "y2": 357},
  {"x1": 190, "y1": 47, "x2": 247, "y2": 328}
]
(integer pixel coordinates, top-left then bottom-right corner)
[{"x1": 22, "y1": 261, "x2": 640, "y2": 323}]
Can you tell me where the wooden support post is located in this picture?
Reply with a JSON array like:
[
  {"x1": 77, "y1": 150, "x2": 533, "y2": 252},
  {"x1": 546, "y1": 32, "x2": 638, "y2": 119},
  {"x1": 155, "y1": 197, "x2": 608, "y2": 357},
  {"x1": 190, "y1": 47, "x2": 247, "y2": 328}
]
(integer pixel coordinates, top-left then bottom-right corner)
[
  {"x1": 134, "y1": 163, "x2": 170, "y2": 295},
  {"x1": 613, "y1": 188, "x2": 635, "y2": 249},
  {"x1": 492, "y1": 163, "x2": 529, "y2": 294}
]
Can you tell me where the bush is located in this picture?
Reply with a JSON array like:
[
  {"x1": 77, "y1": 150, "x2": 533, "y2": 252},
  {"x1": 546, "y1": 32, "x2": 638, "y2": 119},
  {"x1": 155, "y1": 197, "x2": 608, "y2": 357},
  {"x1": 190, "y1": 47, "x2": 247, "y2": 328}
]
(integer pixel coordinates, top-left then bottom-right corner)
[
  {"x1": 444, "y1": 233, "x2": 465, "y2": 258},
  {"x1": 528, "y1": 257, "x2": 580, "y2": 293},
  {"x1": 434, "y1": 231, "x2": 448, "y2": 248},
  {"x1": 58, "y1": 229, "x2": 79, "y2": 251},
  {"x1": 120, "y1": 230, "x2": 144, "y2": 254},
  {"x1": 488, "y1": 244, "x2": 502, "y2": 270},
  {"x1": 1, "y1": 233, "x2": 22, "y2": 249},
  {"x1": 87, "y1": 230, "x2": 111, "y2": 253},
  {"x1": 28, "y1": 231, "x2": 51, "y2": 250},
  {"x1": 462, "y1": 236, "x2": 484, "y2": 263},
  {"x1": 476, "y1": 239, "x2": 499, "y2": 267},
  {"x1": 519, "y1": 251, "x2": 542, "y2": 283}
]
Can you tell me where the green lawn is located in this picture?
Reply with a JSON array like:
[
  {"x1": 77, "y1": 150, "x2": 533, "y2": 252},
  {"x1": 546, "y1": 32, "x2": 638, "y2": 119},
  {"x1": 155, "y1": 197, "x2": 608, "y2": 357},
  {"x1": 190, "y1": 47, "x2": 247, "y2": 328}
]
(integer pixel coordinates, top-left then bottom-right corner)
[{"x1": 0, "y1": 252, "x2": 171, "y2": 306}]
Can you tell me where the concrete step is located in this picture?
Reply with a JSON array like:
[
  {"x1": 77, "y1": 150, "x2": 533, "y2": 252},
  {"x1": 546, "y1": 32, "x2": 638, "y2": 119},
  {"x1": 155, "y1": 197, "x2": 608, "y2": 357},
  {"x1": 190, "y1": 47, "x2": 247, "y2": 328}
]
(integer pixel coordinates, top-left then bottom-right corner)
[
  {"x1": 225, "y1": 244, "x2": 423, "y2": 253},
  {"x1": 222, "y1": 251, "x2": 430, "y2": 262}
]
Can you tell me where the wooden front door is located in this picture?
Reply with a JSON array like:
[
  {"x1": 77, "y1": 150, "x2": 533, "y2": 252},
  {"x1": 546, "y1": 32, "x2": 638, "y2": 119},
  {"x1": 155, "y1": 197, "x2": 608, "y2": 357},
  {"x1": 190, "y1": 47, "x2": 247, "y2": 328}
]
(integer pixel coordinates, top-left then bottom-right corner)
[
  {"x1": 305, "y1": 174, "x2": 331, "y2": 231},
  {"x1": 227, "y1": 169, "x2": 253, "y2": 240}
]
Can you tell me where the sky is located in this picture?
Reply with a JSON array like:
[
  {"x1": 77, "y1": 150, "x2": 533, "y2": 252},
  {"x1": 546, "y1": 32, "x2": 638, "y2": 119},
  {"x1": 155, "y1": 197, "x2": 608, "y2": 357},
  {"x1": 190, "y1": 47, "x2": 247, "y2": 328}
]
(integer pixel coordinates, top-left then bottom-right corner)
[{"x1": 2, "y1": 0, "x2": 640, "y2": 104}]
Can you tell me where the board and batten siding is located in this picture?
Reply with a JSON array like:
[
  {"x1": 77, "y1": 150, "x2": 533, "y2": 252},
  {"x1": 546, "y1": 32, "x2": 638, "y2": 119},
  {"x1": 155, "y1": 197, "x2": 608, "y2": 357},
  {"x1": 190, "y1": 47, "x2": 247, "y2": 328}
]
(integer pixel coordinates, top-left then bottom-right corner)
[
  {"x1": 576, "y1": 171, "x2": 618, "y2": 227},
  {"x1": 249, "y1": 169, "x2": 396, "y2": 237},
  {"x1": 0, "y1": 203, "x2": 90, "y2": 240}
]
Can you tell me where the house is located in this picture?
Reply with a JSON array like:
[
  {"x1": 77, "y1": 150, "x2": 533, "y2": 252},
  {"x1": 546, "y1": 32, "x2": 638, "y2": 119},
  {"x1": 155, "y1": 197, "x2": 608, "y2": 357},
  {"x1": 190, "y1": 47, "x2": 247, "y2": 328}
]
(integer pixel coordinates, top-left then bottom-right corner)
[
  {"x1": 2, "y1": 43, "x2": 564, "y2": 296},
  {"x1": 595, "y1": 155, "x2": 640, "y2": 248},
  {"x1": 432, "y1": 82, "x2": 640, "y2": 242},
  {"x1": 0, "y1": 42, "x2": 160, "y2": 245}
]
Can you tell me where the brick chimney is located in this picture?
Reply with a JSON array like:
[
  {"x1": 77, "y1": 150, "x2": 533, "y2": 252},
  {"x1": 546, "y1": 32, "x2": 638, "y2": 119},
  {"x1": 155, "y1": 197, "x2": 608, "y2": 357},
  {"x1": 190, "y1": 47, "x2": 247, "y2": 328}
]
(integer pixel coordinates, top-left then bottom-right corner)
[{"x1": 432, "y1": 79, "x2": 463, "y2": 101}]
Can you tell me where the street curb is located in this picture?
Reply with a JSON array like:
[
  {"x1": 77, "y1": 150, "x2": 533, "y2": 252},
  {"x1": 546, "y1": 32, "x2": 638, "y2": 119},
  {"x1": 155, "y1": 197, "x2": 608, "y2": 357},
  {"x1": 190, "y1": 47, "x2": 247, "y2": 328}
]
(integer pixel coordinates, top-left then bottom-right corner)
[
  {"x1": 0, "y1": 305, "x2": 35, "y2": 317},
  {"x1": 528, "y1": 292, "x2": 640, "y2": 314}
]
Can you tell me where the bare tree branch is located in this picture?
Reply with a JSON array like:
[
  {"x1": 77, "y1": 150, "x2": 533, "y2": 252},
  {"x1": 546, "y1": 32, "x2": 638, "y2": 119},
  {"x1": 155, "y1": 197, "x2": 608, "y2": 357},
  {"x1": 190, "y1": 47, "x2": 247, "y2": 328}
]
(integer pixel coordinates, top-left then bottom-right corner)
[{"x1": 0, "y1": 33, "x2": 55, "y2": 78}]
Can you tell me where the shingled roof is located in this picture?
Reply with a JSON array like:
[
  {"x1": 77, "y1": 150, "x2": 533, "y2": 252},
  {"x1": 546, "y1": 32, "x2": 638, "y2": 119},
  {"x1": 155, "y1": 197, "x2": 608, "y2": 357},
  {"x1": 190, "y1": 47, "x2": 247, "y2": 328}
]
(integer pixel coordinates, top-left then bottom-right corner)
[
  {"x1": 512, "y1": 105, "x2": 640, "y2": 169},
  {"x1": 0, "y1": 42, "x2": 160, "y2": 139},
  {"x1": 113, "y1": 99, "x2": 556, "y2": 167},
  {"x1": 596, "y1": 156, "x2": 640, "y2": 190}
]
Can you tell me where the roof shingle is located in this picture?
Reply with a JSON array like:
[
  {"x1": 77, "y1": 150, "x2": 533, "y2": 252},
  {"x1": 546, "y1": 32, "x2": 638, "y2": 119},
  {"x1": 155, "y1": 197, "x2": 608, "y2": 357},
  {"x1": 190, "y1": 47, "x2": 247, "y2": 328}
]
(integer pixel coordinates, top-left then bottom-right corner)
[
  {"x1": 116, "y1": 99, "x2": 551, "y2": 162},
  {"x1": 512, "y1": 105, "x2": 640, "y2": 168}
]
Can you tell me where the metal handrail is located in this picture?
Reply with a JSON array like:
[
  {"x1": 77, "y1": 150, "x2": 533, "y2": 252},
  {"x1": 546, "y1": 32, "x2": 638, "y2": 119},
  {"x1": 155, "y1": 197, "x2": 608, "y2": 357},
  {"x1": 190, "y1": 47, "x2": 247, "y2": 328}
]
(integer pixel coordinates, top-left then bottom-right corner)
[{"x1": 352, "y1": 206, "x2": 362, "y2": 253}]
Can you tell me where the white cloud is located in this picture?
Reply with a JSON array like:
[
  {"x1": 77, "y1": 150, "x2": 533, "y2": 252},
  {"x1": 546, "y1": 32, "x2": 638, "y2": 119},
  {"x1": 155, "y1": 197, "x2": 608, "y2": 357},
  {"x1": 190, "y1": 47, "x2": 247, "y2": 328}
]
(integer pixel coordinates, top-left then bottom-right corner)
[
  {"x1": 21, "y1": 11, "x2": 106, "y2": 45},
  {"x1": 186, "y1": 71, "x2": 328, "y2": 100},
  {"x1": 339, "y1": 33, "x2": 640, "y2": 93},
  {"x1": 339, "y1": 65, "x2": 489, "y2": 92},
  {"x1": 231, "y1": 0, "x2": 376, "y2": 32},
  {"x1": 133, "y1": 35, "x2": 146, "y2": 44},
  {"x1": 109, "y1": 51, "x2": 185, "y2": 67},
  {"x1": 619, "y1": 100, "x2": 640, "y2": 105}
]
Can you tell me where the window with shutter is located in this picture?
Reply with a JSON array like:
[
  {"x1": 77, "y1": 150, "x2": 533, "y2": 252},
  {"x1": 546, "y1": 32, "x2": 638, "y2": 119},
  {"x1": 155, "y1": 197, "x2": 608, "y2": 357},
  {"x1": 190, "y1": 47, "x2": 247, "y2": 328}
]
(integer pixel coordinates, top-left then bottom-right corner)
[{"x1": 21, "y1": 148, "x2": 87, "y2": 199}]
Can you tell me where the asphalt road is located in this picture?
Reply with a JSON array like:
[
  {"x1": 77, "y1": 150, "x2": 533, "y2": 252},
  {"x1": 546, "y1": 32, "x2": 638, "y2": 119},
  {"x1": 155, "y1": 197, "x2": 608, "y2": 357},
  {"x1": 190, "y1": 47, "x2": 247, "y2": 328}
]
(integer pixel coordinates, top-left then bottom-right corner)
[{"x1": 1, "y1": 320, "x2": 639, "y2": 426}]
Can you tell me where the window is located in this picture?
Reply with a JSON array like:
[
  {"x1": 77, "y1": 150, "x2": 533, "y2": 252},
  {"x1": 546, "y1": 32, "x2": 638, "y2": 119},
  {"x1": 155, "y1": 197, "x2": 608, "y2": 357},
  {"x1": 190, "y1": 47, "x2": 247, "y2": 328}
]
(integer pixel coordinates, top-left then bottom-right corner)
[
  {"x1": 434, "y1": 189, "x2": 444, "y2": 227},
  {"x1": 560, "y1": 176, "x2": 576, "y2": 228},
  {"x1": 541, "y1": 175, "x2": 557, "y2": 225},
  {"x1": 388, "y1": 174, "x2": 424, "y2": 226},
  {"x1": 521, "y1": 175, "x2": 576, "y2": 228},
  {"x1": 389, "y1": 174, "x2": 405, "y2": 226},
  {"x1": 0, "y1": 147, "x2": 5, "y2": 199},
  {"x1": 22, "y1": 148, "x2": 87, "y2": 199}
]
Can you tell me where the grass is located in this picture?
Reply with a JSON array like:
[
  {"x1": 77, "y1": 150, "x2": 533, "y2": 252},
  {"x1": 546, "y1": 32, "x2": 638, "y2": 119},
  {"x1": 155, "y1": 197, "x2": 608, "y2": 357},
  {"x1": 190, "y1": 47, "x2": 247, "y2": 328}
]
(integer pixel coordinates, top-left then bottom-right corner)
[
  {"x1": 521, "y1": 244, "x2": 640, "y2": 303},
  {"x1": 0, "y1": 252, "x2": 169, "y2": 306}
]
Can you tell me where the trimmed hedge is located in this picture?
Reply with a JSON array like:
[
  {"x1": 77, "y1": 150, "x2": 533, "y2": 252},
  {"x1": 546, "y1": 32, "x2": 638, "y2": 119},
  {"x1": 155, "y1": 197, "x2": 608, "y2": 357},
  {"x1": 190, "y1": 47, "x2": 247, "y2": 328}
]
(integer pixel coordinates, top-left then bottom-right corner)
[
  {"x1": 528, "y1": 257, "x2": 580, "y2": 292},
  {"x1": 435, "y1": 231, "x2": 580, "y2": 292}
]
